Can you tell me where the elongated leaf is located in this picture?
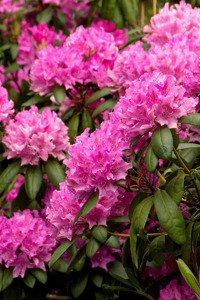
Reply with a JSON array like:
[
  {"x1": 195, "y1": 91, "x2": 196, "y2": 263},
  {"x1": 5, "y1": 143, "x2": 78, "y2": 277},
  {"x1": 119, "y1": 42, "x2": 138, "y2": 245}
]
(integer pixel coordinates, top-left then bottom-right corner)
[
  {"x1": 81, "y1": 109, "x2": 94, "y2": 132},
  {"x1": 23, "y1": 273, "x2": 36, "y2": 288},
  {"x1": 71, "y1": 272, "x2": 88, "y2": 299},
  {"x1": 179, "y1": 113, "x2": 200, "y2": 126},
  {"x1": 148, "y1": 236, "x2": 165, "y2": 268},
  {"x1": 101, "y1": 0, "x2": 117, "y2": 20},
  {"x1": 36, "y1": 7, "x2": 53, "y2": 23},
  {"x1": 144, "y1": 144, "x2": 158, "y2": 173},
  {"x1": 132, "y1": 196, "x2": 153, "y2": 234},
  {"x1": 22, "y1": 95, "x2": 43, "y2": 107},
  {"x1": 5, "y1": 63, "x2": 20, "y2": 74},
  {"x1": 31, "y1": 269, "x2": 47, "y2": 284},
  {"x1": 74, "y1": 191, "x2": 99, "y2": 224},
  {"x1": 86, "y1": 238, "x2": 100, "y2": 258},
  {"x1": 0, "y1": 160, "x2": 21, "y2": 195},
  {"x1": 68, "y1": 114, "x2": 80, "y2": 144},
  {"x1": 113, "y1": 0, "x2": 124, "y2": 28},
  {"x1": 92, "y1": 99, "x2": 117, "y2": 118},
  {"x1": 130, "y1": 219, "x2": 138, "y2": 269},
  {"x1": 25, "y1": 166, "x2": 42, "y2": 199},
  {"x1": 178, "y1": 143, "x2": 200, "y2": 150},
  {"x1": 85, "y1": 87, "x2": 111, "y2": 106},
  {"x1": 92, "y1": 273, "x2": 103, "y2": 288},
  {"x1": 154, "y1": 190, "x2": 186, "y2": 245},
  {"x1": 53, "y1": 86, "x2": 66, "y2": 104},
  {"x1": 177, "y1": 259, "x2": 200, "y2": 297},
  {"x1": 92, "y1": 226, "x2": 108, "y2": 243},
  {"x1": 2, "y1": 269, "x2": 13, "y2": 291},
  {"x1": 166, "y1": 172, "x2": 185, "y2": 204},
  {"x1": 106, "y1": 236, "x2": 120, "y2": 249},
  {"x1": 44, "y1": 158, "x2": 65, "y2": 189},
  {"x1": 51, "y1": 258, "x2": 68, "y2": 273},
  {"x1": 73, "y1": 254, "x2": 86, "y2": 272},
  {"x1": 119, "y1": 0, "x2": 138, "y2": 26},
  {"x1": 182, "y1": 222, "x2": 194, "y2": 265},
  {"x1": 151, "y1": 127, "x2": 173, "y2": 160},
  {"x1": 49, "y1": 240, "x2": 74, "y2": 267}
]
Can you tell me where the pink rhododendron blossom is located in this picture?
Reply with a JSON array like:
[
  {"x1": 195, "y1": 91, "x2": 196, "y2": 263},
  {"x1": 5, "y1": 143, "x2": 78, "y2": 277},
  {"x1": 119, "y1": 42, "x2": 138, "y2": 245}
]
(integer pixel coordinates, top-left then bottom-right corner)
[
  {"x1": 0, "y1": 83, "x2": 14, "y2": 124},
  {"x1": 159, "y1": 278, "x2": 197, "y2": 300},
  {"x1": 91, "y1": 246, "x2": 116, "y2": 271},
  {"x1": 3, "y1": 106, "x2": 69, "y2": 165},
  {"x1": 30, "y1": 25, "x2": 118, "y2": 95},
  {"x1": 109, "y1": 41, "x2": 149, "y2": 89},
  {"x1": 92, "y1": 20, "x2": 128, "y2": 48},
  {"x1": 18, "y1": 23, "x2": 65, "y2": 72},
  {"x1": 6, "y1": 175, "x2": 25, "y2": 202},
  {"x1": 0, "y1": 210, "x2": 56, "y2": 278},
  {"x1": 0, "y1": 0, "x2": 25, "y2": 14},
  {"x1": 110, "y1": 71, "x2": 198, "y2": 144},
  {"x1": 144, "y1": 1, "x2": 200, "y2": 46}
]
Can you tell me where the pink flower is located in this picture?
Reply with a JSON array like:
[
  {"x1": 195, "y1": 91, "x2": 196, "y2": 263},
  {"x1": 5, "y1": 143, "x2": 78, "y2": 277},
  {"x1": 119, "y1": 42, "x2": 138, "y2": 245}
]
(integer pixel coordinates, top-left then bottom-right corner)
[
  {"x1": 3, "y1": 106, "x2": 69, "y2": 165},
  {"x1": 0, "y1": 210, "x2": 56, "y2": 278},
  {"x1": 144, "y1": 1, "x2": 200, "y2": 46},
  {"x1": 0, "y1": 0, "x2": 25, "y2": 14},
  {"x1": 17, "y1": 22, "x2": 65, "y2": 72},
  {"x1": 159, "y1": 278, "x2": 198, "y2": 300},
  {"x1": 91, "y1": 246, "x2": 116, "y2": 271},
  {"x1": 0, "y1": 83, "x2": 14, "y2": 125},
  {"x1": 6, "y1": 175, "x2": 25, "y2": 202},
  {"x1": 30, "y1": 25, "x2": 118, "y2": 95}
]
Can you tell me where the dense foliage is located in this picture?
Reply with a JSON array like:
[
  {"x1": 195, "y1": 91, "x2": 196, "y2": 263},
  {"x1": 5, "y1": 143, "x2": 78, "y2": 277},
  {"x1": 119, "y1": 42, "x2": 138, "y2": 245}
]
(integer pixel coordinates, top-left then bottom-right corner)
[{"x1": 0, "y1": 0, "x2": 200, "y2": 299}]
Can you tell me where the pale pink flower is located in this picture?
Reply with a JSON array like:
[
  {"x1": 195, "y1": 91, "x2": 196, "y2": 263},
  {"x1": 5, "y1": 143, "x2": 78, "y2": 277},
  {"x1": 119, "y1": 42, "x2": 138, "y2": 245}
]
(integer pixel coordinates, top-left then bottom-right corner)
[{"x1": 0, "y1": 83, "x2": 14, "y2": 125}]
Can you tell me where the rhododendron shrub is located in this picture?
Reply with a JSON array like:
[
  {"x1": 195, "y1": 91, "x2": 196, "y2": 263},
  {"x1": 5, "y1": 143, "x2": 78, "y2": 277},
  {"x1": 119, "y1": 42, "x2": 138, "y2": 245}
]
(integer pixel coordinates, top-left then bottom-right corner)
[{"x1": 0, "y1": 1, "x2": 200, "y2": 299}]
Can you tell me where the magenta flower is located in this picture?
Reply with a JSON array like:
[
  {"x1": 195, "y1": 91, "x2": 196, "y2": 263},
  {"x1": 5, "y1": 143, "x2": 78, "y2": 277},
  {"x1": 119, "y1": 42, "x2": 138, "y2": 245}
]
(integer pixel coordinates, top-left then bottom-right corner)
[
  {"x1": 0, "y1": 83, "x2": 14, "y2": 125},
  {"x1": 3, "y1": 106, "x2": 69, "y2": 165}
]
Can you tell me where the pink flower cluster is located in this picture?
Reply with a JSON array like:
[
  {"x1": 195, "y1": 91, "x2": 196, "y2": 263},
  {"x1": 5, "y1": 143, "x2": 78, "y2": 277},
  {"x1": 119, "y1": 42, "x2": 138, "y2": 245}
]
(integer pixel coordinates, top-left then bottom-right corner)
[
  {"x1": 6, "y1": 175, "x2": 25, "y2": 202},
  {"x1": 2, "y1": 106, "x2": 69, "y2": 165},
  {"x1": 0, "y1": 210, "x2": 56, "y2": 278},
  {"x1": 30, "y1": 25, "x2": 118, "y2": 95},
  {"x1": 0, "y1": 0, "x2": 24, "y2": 13},
  {"x1": 18, "y1": 22, "x2": 65, "y2": 72},
  {"x1": 0, "y1": 83, "x2": 14, "y2": 125}
]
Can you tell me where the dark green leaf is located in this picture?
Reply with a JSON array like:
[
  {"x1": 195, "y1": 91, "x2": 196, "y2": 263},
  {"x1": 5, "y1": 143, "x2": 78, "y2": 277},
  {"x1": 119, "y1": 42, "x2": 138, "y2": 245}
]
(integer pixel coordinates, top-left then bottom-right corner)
[
  {"x1": 178, "y1": 143, "x2": 200, "y2": 150},
  {"x1": 85, "y1": 87, "x2": 111, "y2": 106},
  {"x1": 148, "y1": 236, "x2": 165, "y2": 268},
  {"x1": 10, "y1": 44, "x2": 18, "y2": 60},
  {"x1": 92, "y1": 99, "x2": 117, "y2": 118},
  {"x1": 22, "y1": 96, "x2": 43, "y2": 107},
  {"x1": 68, "y1": 114, "x2": 80, "y2": 144},
  {"x1": 132, "y1": 196, "x2": 153, "y2": 233},
  {"x1": 92, "y1": 273, "x2": 103, "y2": 288},
  {"x1": 154, "y1": 190, "x2": 186, "y2": 245},
  {"x1": 5, "y1": 63, "x2": 20, "y2": 74},
  {"x1": 166, "y1": 172, "x2": 185, "y2": 204},
  {"x1": 36, "y1": 7, "x2": 53, "y2": 23},
  {"x1": 25, "y1": 166, "x2": 43, "y2": 199},
  {"x1": 53, "y1": 86, "x2": 66, "y2": 104},
  {"x1": 130, "y1": 222, "x2": 138, "y2": 268},
  {"x1": 177, "y1": 259, "x2": 200, "y2": 297},
  {"x1": 144, "y1": 144, "x2": 158, "y2": 173},
  {"x1": 51, "y1": 258, "x2": 68, "y2": 273},
  {"x1": 151, "y1": 127, "x2": 173, "y2": 160},
  {"x1": 81, "y1": 109, "x2": 94, "y2": 132},
  {"x1": 31, "y1": 269, "x2": 47, "y2": 284},
  {"x1": 113, "y1": 0, "x2": 124, "y2": 28},
  {"x1": 71, "y1": 272, "x2": 88, "y2": 299},
  {"x1": 44, "y1": 158, "x2": 65, "y2": 189},
  {"x1": 49, "y1": 240, "x2": 74, "y2": 267},
  {"x1": 1, "y1": 269, "x2": 13, "y2": 291},
  {"x1": 179, "y1": 113, "x2": 200, "y2": 126},
  {"x1": 101, "y1": 0, "x2": 117, "y2": 20},
  {"x1": 92, "y1": 226, "x2": 108, "y2": 243},
  {"x1": 74, "y1": 191, "x2": 99, "y2": 224},
  {"x1": 86, "y1": 238, "x2": 100, "y2": 258},
  {"x1": 73, "y1": 254, "x2": 86, "y2": 272},
  {"x1": 106, "y1": 236, "x2": 120, "y2": 249},
  {"x1": 118, "y1": 0, "x2": 139, "y2": 26},
  {"x1": 23, "y1": 273, "x2": 36, "y2": 288},
  {"x1": 0, "y1": 160, "x2": 21, "y2": 195}
]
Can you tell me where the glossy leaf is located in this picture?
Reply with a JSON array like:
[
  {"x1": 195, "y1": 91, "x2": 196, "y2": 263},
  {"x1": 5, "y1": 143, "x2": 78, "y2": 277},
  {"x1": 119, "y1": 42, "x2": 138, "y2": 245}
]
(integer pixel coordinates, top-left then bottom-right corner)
[
  {"x1": 81, "y1": 109, "x2": 94, "y2": 132},
  {"x1": 105, "y1": 236, "x2": 120, "y2": 249},
  {"x1": 86, "y1": 238, "x2": 100, "y2": 258},
  {"x1": 151, "y1": 127, "x2": 173, "y2": 160},
  {"x1": 179, "y1": 113, "x2": 200, "y2": 126},
  {"x1": 85, "y1": 87, "x2": 111, "y2": 106},
  {"x1": 74, "y1": 191, "x2": 99, "y2": 224},
  {"x1": 23, "y1": 273, "x2": 36, "y2": 288},
  {"x1": 0, "y1": 160, "x2": 21, "y2": 195},
  {"x1": 49, "y1": 240, "x2": 74, "y2": 267},
  {"x1": 53, "y1": 86, "x2": 66, "y2": 104},
  {"x1": 44, "y1": 158, "x2": 65, "y2": 189},
  {"x1": 92, "y1": 99, "x2": 117, "y2": 118},
  {"x1": 68, "y1": 114, "x2": 80, "y2": 144},
  {"x1": 36, "y1": 7, "x2": 53, "y2": 23},
  {"x1": 144, "y1": 144, "x2": 158, "y2": 173},
  {"x1": 25, "y1": 166, "x2": 42, "y2": 199},
  {"x1": 71, "y1": 272, "x2": 88, "y2": 299},
  {"x1": 92, "y1": 226, "x2": 108, "y2": 243},
  {"x1": 166, "y1": 172, "x2": 185, "y2": 204},
  {"x1": 31, "y1": 269, "x2": 47, "y2": 284}
]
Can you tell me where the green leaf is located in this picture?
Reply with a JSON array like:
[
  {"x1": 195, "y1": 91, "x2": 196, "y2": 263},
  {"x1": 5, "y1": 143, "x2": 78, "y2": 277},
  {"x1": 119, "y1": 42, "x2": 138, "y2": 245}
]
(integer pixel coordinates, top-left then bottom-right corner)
[
  {"x1": 92, "y1": 273, "x2": 103, "y2": 288},
  {"x1": 85, "y1": 87, "x2": 111, "y2": 106},
  {"x1": 53, "y1": 86, "x2": 66, "y2": 104},
  {"x1": 106, "y1": 236, "x2": 120, "y2": 249},
  {"x1": 51, "y1": 258, "x2": 68, "y2": 273},
  {"x1": 36, "y1": 7, "x2": 53, "y2": 23},
  {"x1": 74, "y1": 191, "x2": 99, "y2": 224},
  {"x1": 5, "y1": 63, "x2": 20, "y2": 74},
  {"x1": 49, "y1": 240, "x2": 74, "y2": 267},
  {"x1": 68, "y1": 114, "x2": 80, "y2": 144},
  {"x1": 44, "y1": 158, "x2": 65, "y2": 189},
  {"x1": 0, "y1": 160, "x2": 21, "y2": 195},
  {"x1": 179, "y1": 113, "x2": 200, "y2": 126},
  {"x1": 102, "y1": 284, "x2": 134, "y2": 292},
  {"x1": 132, "y1": 196, "x2": 153, "y2": 234},
  {"x1": 109, "y1": 261, "x2": 133, "y2": 287},
  {"x1": 177, "y1": 258, "x2": 200, "y2": 297},
  {"x1": 101, "y1": 0, "x2": 117, "y2": 20},
  {"x1": 180, "y1": 148, "x2": 200, "y2": 167},
  {"x1": 23, "y1": 273, "x2": 36, "y2": 288},
  {"x1": 10, "y1": 44, "x2": 18, "y2": 60},
  {"x1": 31, "y1": 269, "x2": 47, "y2": 284},
  {"x1": 154, "y1": 190, "x2": 186, "y2": 245},
  {"x1": 178, "y1": 143, "x2": 200, "y2": 150},
  {"x1": 144, "y1": 144, "x2": 158, "y2": 173},
  {"x1": 148, "y1": 236, "x2": 165, "y2": 268},
  {"x1": 113, "y1": 0, "x2": 124, "y2": 28},
  {"x1": 73, "y1": 254, "x2": 86, "y2": 272},
  {"x1": 118, "y1": 0, "x2": 139, "y2": 26},
  {"x1": 71, "y1": 272, "x2": 88, "y2": 299},
  {"x1": 0, "y1": 268, "x2": 13, "y2": 292},
  {"x1": 130, "y1": 223, "x2": 138, "y2": 269},
  {"x1": 86, "y1": 238, "x2": 100, "y2": 258},
  {"x1": 182, "y1": 222, "x2": 194, "y2": 265},
  {"x1": 92, "y1": 99, "x2": 117, "y2": 118},
  {"x1": 22, "y1": 96, "x2": 43, "y2": 107},
  {"x1": 151, "y1": 127, "x2": 173, "y2": 160},
  {"x1": 166, "y1": 172, "x2": 185, "y2": 204},
  {"x1": 25, "y1": 166, "x2": 42, "y2": 199},
  {"x1": 92, "y1": 226, "x2": 108, "y2": 243},
  {"x1": 81, "y1": 110, "x2": 94, "y2": 132}
]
